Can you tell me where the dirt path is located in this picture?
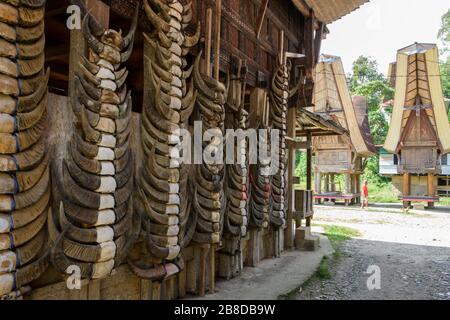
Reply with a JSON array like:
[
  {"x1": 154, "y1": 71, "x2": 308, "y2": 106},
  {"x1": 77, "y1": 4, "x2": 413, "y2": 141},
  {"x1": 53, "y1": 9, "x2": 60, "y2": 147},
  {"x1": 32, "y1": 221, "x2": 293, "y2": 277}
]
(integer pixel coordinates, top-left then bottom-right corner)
[{"x1": 296, "y1": 204, "x2": 450, "y2": 300}]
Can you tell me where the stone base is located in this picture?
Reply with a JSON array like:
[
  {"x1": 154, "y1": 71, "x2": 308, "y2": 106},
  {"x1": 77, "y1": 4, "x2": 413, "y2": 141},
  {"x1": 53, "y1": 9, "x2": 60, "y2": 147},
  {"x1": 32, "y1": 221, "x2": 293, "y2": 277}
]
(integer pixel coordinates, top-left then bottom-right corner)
[{"x1": 295, "y1": 227, "x2": 320, "y2": 251}]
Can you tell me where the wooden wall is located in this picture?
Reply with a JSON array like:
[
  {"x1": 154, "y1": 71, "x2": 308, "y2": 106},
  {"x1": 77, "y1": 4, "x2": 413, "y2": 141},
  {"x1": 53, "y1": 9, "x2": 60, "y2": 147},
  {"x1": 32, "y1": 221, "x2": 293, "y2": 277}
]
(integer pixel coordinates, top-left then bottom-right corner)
[{"x1": 186, "y1": 0, "x2": 304, "y2": 87}]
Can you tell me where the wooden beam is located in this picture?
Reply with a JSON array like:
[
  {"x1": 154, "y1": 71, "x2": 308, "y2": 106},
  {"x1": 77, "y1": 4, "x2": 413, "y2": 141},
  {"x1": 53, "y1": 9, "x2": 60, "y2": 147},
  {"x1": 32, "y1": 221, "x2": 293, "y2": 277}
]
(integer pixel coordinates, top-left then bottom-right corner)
[
  {"x1": 291, "y1": 0, "x2": 311, "y2": 17},
  {"x1": 286, "y1": 106, "x2": 297, "y2": 250},
  {"x1": 255, "y1": 0, "x2": 269, "y2": 40},
  {"x1": 427, "y1": 173, "x2": 435, "y2": 197},
  {"x1": 306, "y1": 132, "x2": 312, "y2": 190},
  {"x1": 314, "y1": 22, "x2": 324, "y2": 63},
  {"x1": 204, "y1": 8, "x2": 213, "y2": 76},
  {"x1": 304, "y1": 11, "x2": 315, "y2": 73},
  {"x1": 214, "y1": 0, "x2": 222, "y2": 81}
]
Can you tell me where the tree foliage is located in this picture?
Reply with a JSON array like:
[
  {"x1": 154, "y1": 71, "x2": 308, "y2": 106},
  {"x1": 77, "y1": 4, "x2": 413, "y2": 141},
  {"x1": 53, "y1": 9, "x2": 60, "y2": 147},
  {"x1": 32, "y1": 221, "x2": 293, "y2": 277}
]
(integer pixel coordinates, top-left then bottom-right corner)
[
  {"x1": 438, "y1": 10, "x2": 450, "y2": 105},
  {"x1": 348, "y1": 56, "x2": 393, "y2": 185},
  {"x1": 349, "y1": 56, "x2": 394, "y2": 145},
  {"x1": 438, "y1": 9, "x2": 450, "y2": 54}
]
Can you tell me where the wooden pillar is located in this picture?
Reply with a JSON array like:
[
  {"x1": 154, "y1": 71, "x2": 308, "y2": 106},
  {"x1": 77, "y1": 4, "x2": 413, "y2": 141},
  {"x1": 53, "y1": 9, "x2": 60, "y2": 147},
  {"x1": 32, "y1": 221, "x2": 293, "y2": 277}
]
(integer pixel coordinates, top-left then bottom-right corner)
[
  {"x1": 330, "y1": 174, "x2": 336, "y2": 192},
  {"x1": 427, "y1": 173, "x2": 435, "y2": 196},
  {"x1": 306, "y1": 132, "x2": 312, "y2": 190},
  {"x1": 403, "y1": 173, "x2": 411, "y2": 208},
  {"x1": 323, "y1": 175, "x2": 329, "y2": 193},
  {"x1": 403, "y1": 173, "x2": 410, "y2": 196},
  {"x1": 428, "y1": 173, "x2": 435, "y2": 209},
  {"x1": 285, "y1": 106, "x2": 297, "y2": 250},
  {"x1": 315, "y1": 172, "x2": 322, "y2": 194},
  {"x1": 356, "y1": 174, "x2": 361, "y2": 204},
  {"x1": 344, "y1": 173, "x2": 351, "y2": 194},
  {"x1": 198, "y1": 244, "x2": 210, "y2": 297}
]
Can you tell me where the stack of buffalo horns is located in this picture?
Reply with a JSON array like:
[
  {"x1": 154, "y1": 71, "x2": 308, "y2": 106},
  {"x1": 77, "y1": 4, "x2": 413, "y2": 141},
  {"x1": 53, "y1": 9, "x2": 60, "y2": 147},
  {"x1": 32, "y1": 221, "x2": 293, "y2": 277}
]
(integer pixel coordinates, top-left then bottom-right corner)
[
  {"x1": 249, "y1": 127, "x2": 272, "y2": 230},
  {"x1": 136, "y1": 0, "x2": 199, "y2": 271},
  {"x1": 0, "y1": 0, "x2": 50, "y2": 299},
  {"x1": 191, "y1": 50, "x2": 228, "y2": 245},
  {"x1": 269, "y1": 55, "x2": 291, "y2": 229},
  {"x1": 223, "y1": 62, "x2": 249, "y2": 242},
  {"x1": 48, "y1": 0, "x2": 139, "y2": 280}
]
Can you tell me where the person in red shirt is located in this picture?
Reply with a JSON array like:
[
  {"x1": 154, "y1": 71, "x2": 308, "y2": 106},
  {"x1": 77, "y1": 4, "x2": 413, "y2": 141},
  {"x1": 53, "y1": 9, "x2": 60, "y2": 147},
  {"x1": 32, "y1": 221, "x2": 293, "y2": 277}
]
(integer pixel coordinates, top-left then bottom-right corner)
[{"x1": 361, "y1": 180, "x2": 369, "y2": 209}]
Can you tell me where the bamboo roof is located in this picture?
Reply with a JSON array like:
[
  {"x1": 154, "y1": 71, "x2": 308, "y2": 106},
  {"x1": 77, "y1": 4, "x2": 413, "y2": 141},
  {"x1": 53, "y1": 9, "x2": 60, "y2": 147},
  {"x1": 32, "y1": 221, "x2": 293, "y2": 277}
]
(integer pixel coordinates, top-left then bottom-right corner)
[
  {"x1": 311, "y1": 54, "x2": 376, "y2": 157},
  {"x1": 291, "y1": 0, "x2": 369, "y2": 24},
  {"x1": 384, "y1": 43, "x2": 450, "y2": 154}
]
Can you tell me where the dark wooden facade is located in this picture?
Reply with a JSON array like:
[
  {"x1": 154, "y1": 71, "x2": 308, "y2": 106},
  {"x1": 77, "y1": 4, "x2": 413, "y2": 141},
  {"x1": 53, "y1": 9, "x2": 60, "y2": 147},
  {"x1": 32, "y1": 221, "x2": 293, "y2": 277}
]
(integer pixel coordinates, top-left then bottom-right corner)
[{"x1": 0, "y1": 0, "x2": 368, "y2": 300}]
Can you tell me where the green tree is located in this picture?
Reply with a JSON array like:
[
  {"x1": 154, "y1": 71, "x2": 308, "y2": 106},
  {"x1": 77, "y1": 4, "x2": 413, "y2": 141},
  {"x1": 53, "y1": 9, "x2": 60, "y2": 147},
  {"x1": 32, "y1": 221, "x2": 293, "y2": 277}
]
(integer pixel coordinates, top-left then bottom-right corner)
[
  {"x1": 349, "y1": 56, "x2": 384, "y2": 91},
  {"x1": 348, "y1": 56, "x2": 394, "y2": 186},
  {"x1": 438, "y1": 9, "x2": 450, "y2": 119},
  {"x1": 438, "y1": 9, "x2": 450, "y2": 54}
]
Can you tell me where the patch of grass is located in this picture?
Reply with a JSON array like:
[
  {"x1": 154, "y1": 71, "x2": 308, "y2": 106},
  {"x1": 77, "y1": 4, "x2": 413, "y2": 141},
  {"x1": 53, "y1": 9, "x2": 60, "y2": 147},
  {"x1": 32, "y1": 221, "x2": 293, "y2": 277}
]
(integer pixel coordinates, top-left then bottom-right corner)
[
  {"x1": 316, "y1": 257, "x2": 331, "y2": 279},
  {"x1": 321, "y1": 225, "x2": 362, "y2": 248},
  {"x1": 368, "y1": 184, "x2": 400, "y2": 204}
]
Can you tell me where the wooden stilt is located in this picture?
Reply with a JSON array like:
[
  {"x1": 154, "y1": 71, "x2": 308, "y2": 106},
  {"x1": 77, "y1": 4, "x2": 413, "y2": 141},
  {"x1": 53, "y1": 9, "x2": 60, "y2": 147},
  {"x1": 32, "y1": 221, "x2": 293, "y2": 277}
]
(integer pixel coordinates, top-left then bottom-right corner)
[
  {"x1": 306, "y1": 133, "x2": 313, "y2": 191},
  {"x1": 198, "y1": 245, "x2": 210, "y2": 297},
  {"x1": 213, "y1": 0, "x2": 222, "y2": 80},
  {"x1": 178, "y1": 268, "x2": 187, "y2": 299},
  {"x1": 204, "y1": 8, "x2": 213, "y2": 76},
  {"x1": 344, "y1": 173, "x2": 351, "y2": 195},
  {"x1": 140, "y1": 279, "x2": 152, "y2": 300},
  {"x1": 286, "y1": 105, "x2": 297, "y2": 250},
  {"x1": 428, "y1": 173, "x2": 435, "y2": 209},
  {"x1": 209, "y1": 245, "x2": 216, "y2": 294},
  {"x1": 403, "y1": 173, "x2": 411, "y2": 208},
  {"x1": 324, "y1": 174, "x2": 329, "y2": 193}
]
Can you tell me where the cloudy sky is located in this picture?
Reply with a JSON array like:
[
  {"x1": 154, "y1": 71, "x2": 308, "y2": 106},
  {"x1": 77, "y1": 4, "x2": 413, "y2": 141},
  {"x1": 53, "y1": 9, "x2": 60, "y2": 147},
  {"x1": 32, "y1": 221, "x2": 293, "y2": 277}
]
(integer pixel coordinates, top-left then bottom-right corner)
[{"x1": 321, "y1": 0, "x2": 449, "y2": 75}]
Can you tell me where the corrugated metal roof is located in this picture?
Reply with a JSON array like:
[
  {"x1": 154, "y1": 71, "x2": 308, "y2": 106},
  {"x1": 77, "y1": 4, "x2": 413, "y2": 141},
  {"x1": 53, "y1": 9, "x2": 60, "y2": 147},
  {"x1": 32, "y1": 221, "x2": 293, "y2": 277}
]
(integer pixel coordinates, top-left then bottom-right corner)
[{"x1": 292, "y1": 0, "x2": 369, "y2": 24}]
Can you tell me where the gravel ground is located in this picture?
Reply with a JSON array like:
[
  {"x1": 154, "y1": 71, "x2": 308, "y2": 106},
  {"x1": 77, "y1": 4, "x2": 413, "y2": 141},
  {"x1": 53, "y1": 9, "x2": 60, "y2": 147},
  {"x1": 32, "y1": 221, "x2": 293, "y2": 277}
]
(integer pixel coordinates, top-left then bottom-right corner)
[{"x1": 296, "y1": 204, "x2": 450, "y2": 300}]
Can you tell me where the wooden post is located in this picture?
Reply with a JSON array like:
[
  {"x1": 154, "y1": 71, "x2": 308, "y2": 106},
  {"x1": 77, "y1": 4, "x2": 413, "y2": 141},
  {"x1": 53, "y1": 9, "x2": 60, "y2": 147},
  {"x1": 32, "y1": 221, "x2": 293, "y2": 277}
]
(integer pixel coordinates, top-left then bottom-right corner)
[
  {"x1": 279, "y1": 30, "x2": 285, "y2": 63},
  {"x1": 356, "y1": 174, "x2": 361, "y2": 204},
  {"x1": 428, "y1": 173, "x2": 435, "y2": 209},
  {"x1": 247, "y1": 230, "x2": 261, "y2": 267},
  {"x1": 344, "y1": 173, "x2": 351, "y2": 194},
  {"x1": 140, "y1": 280, "x2": 152, "y2": 300},
  {"x1": 323, "y1": 175, "x2": 329, "y2": 193},
  {"x1": 403, "y1": 173, "x2": 411, "y2": 208},
  {"x1": 286, "y1": 106, "x2": 297, "y2": 250},
  {"x1": 427, "y1": 173, "x2": 435, "y2": 196},
  {"x1": 151, "y1": 282, "x2": 161, "y2": 300},
  {"x1": 208, "y1": 0, "x2": 222, "y2": 295},
  {"x1": 255, "y1": 0, "x2": 269, "y2": 39},
  {"x1": 330, "y1": 174, "x2": 336, "y2": 192},
  {"x1": 306, "y1": 132, "x2": 312, "y2": 190},
  {"x1": 213, "y1": 0, "x2": 222, "y2": 81},
  {"x1": 403, "y1": 173, "x2": 410, "y2": 196},
  {"x1": 87, "y1": 279, "x2": 101, "y2": 300},
  {"x1": 198, "y1": 244, "x2": 210, "y2": 297},
  {"x1": 209, "y1": 244, "x2": 215, "y2": 294},
  {"x1": 204, "y1": 8, "x2": 213, "y2": 76},
  {"x1": 178, "y1": 268, "x2": 187, "y2": 299},
  {"x1": 315, "y1": 172, "x2": 322, "y2": 194}
]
